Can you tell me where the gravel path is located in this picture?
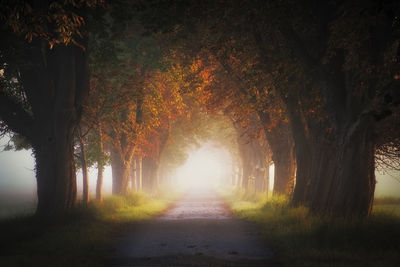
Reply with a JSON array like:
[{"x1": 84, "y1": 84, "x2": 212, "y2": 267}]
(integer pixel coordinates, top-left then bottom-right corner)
[{"x1": 109, "y1": 189, "x2": 277, "y2": 266}]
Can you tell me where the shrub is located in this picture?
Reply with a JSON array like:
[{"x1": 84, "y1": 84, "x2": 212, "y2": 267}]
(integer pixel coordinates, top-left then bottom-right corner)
[
  {"x1": 124, "y1": 191, "x2": 148, "y2": 206},
  {"x1": 101, "y1": 195, "x2": 126, "y2": 212}
]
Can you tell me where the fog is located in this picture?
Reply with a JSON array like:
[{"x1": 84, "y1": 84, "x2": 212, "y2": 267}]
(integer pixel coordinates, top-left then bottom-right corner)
[
  {"x1": 172, "y1": 142, "x2": 233, "y2": 190},
  {"x1": 0, "y1": 136, "x2": 399, "y2": 218}
]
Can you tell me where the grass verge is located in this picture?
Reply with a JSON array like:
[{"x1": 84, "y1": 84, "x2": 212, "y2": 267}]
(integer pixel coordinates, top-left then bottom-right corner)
[
  {"x1": 222, "y1": 188, "x2": 400, "y2": 267},
  {"x1": 0, "y1": 190, "x2": 179, "y2": 267}
]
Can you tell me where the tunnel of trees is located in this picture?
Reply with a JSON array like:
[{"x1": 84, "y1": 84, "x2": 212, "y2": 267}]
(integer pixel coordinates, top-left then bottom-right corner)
[{"x1": 1, "y1": 0, "x2": 400, "y2": 218}]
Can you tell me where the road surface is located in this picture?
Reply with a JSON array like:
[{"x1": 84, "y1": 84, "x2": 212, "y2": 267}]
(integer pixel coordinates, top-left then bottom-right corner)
[{"x1": 109, "y1": 188, "x2": 277, "y2": 266}]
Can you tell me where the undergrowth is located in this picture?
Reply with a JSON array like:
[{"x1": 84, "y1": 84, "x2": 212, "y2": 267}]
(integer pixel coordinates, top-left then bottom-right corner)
[
  {"x1": 223, "y1": 188, "x2": 400, "y2": 267},
  {"x1": 0, "y1": 190, "x2": 179, "y2": 267},
  {"x1": 373, "y1": 196, "x2": 400, "y2": 205}
]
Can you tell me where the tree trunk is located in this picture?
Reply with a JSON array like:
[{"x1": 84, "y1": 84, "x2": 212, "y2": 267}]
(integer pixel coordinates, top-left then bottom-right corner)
[
  {"x1": 280, "y1": 83, "x2": 376, "y2": 216},
  {"x1": 111, "y1": 148, "x2": 131, "y2": 195},
  {"x1": 78, "y1": 136, "x2": 89, "y2": 205},
  {"x1": 257, "y1": 110, "x2": 296, "y2": 196},
  {"x1": 131, "y1": 157, "x2": 137, "y2": 191},
  {"x1": 233, "y1": 116, "x2": 271, "y2": 192},
  {"x1": 29, "y1": 44, "x2": 89, "y2": 217},
  {"x1": 252, "y1": 140, "x2": 268, "y2": 193},
  {"x1": 96, "y1": 162, "x2": 104, "y2": 202},
  {"x1": 96, "y1": 126, "x2": 104, "y2": 202},
  {"x1": 237, "y1": 165, "x2": 243, "y2": 188},
  {"x1": 264, "y1": 124, "x2": 296, "y2": 196},
  {"x1": 291, "y1": 149, "x2": 311, "y2": 205},
  {"x1": 308, "y1": 119, "x2": 376, "y2": 217},
  {"x1": 0, "y1": 19, "x2": 90, "y2": 218},
  {"x1": 137, "y1": 157, "x2": 143, "y2": 190},
  {"x1": 231, "y1": 165, "x2": 236, "y2": 186},
  {"x1": 263, "y1": 163, "x2": 270, "y2": 193},
  {"x1": 272, "y1": 149, "x2": 296, "y2": 195},
  {"x1": 241, "y1": 154, "x2": 251, "y2": 190},
  {"x1": 142, "y1": 157, "x2": 159, "y2": 193},
  {"x1": 34, "y1": 129, "x2": 77, "y2": 216}
]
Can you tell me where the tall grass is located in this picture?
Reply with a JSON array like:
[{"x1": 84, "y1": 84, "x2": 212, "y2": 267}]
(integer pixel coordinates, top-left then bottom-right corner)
[{"x1": 224, "y1": 189, "x2": 400, "y2": 267}]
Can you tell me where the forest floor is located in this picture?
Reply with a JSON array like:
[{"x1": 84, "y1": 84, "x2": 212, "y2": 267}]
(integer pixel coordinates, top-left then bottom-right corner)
[{"x1": 108, "y1": 188, "x2": 278, "y2": 266}]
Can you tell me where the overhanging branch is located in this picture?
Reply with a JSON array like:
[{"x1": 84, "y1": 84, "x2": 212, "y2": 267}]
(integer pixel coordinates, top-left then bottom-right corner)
[{"x1": 0, "y1": 92, "x2": 34, "y2": 140}]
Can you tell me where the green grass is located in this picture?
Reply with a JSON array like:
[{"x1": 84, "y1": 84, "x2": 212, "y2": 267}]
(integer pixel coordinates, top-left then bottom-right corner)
[
  {"x1": 222, "y1": 189, "x2": 400, "y2": 267},
  {"x1": 373, "y1": 196, "x2": 400, "y2": 205},
  {"x1": 0, "y1": 190, "x2": 180, "y2": 267}
]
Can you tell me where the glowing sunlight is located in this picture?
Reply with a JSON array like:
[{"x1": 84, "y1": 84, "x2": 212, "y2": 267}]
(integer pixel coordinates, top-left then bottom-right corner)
[{"x1": 173, "y1": 143, "x2": 232, "y2": 190}]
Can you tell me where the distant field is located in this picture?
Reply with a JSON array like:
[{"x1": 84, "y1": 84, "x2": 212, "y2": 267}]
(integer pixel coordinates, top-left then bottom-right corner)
[
  {"x1": 0, "y1": 193, "x2": 36, "y2": 219},
  {"x1": 373, "y1": 197, "x2": 400, "y2": 216},
  {"x1": 373, "y1": 196, "x2": 400, "y2": 205},
  {"x1": 373, "y1": 204, "x2": 400, "y2": 215},
  {"x1": 0, "y1": 203, "x2": 36, "y2": 219}
]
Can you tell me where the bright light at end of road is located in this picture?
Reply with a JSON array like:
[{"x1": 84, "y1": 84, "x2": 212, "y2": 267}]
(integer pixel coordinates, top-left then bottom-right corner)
[{"x1": 173, "y1": 143, "x2": 232, "y2": 190}]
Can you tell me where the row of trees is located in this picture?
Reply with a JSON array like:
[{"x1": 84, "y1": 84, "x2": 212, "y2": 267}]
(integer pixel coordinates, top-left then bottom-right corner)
[
  {"x1": 0, "y1": 0, "x2": 214, "y2": 216},
  {"x1": 138, "y1": 0, "x2": 400, "y2": 217},
  {"x1": 73, "y1": 22, "x2": 214, "y2": 202},
  {"x1": 1, "y1": 0, "x2": 399, "y2": 219}
]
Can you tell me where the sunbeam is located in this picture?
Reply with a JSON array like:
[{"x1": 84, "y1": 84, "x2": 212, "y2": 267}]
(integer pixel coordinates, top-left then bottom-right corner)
[{"x1": 173, "y1": 143, "x2": 232, "y2": 191}]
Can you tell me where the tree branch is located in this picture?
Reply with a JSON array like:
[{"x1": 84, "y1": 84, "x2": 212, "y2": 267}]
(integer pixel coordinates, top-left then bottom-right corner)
[
  {"x1": 278, "y1": 23, "x2": 347, "y2": 128},
  {"x1": 0, "y1": 92, "x2": 34, "y2": 140}
]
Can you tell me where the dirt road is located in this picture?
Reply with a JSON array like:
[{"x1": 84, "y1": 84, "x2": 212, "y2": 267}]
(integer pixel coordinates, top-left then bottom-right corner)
[{"x1": 109, "y1": 188, "x2": 277, "y2": 266}]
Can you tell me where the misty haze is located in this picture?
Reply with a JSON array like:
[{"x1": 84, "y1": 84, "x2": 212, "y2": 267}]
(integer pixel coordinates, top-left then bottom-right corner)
[{"x1": 1, "y1": 1, "x2": 400, "y2": 266}]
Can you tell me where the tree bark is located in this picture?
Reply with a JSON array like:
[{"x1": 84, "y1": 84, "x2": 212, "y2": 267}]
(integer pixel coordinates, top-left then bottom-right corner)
[
  {"x1": 34, "y1": 129, "x2": 77, "y2": 216},
  {"x1": 111, "y1": 147, "x2": 131, "y2": 195},
  {"x1": 18, "y1": 43, "x2": 89, "y2": 217},
  {"x1": 137, "y1": 157, "x2": 143, "y2": 190},
  {"x1": 131, "y1": 157, "x2": 137, "y2": 191},
  {"x1": 252, "y1": 140, "x2": 268, "y2": 193},
  {"x1": 141, "y1": 127, "x2": 169, "y2": 193},
  {"x1": 261, "y1": 121, "x2": 296, "y2": 196},
  {"x1": 291, "y1": 146, "x2": 312, "y2": 205},
  {"x1": 263, "y1": 163, "x2": 270, "y2": 193},
  {"x1": 231, "y1": 165, "x2": 236, "y2": 186},
  {"x1": 233, "y1": 116, "x2": 271, "y2": 192},
  {"x1": 306, "y1": 119, "x2": 376, "y2": 217},
  {"x1": 282, "y1": 88, "x2": 376, "y2": 217},
  {"x1": 96, "y1": 125, "x2": 104, "y2": 202},
  {"x1": 78, "y1": 133, "x2": 89, "y2": 205},
  {"x1": 237, "y1": 165, "x2": 243, "y2": 188},
  {"x1": 142, "y1": 157, "x2": 159, "y2": 193},
  {"x1": 96, "y1": 161, "x2": 104, "y2": 202},
  {"x1": 272, "y1": 148, "x2": 296, "y2": 195},
  {"x1": 239, "y1": 144, "x2": 251, "y2": 190},
  {"x1": 275, "y1": 12, "x2": 380, "y2": 217}
]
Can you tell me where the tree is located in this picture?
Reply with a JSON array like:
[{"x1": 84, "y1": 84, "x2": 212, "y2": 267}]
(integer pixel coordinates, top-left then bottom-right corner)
[
  {"x1": 138, "y1": 0, "x2": 400, "y2": 217},
  {"x1": 87, "y1": 17, "x2": 163, "y2": 195},
  {"x1": 231, "y1": 114, "x2": 271, "y2": 193},
  {"x1": 138, "y1": 2, "x2": 297, "y2": 195},
  {"x1": 75, "y1": 126, "x2": 91, "y2": 205},
  {"x1": 250, "y1": 0, "x2": 400, "y2": 216},
  {"x1": 0, "y1": 1, "x2": 104, "y2": 216},
  {"x1": 199, "y1": 48, "x2": 295, "y2": 195}
]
